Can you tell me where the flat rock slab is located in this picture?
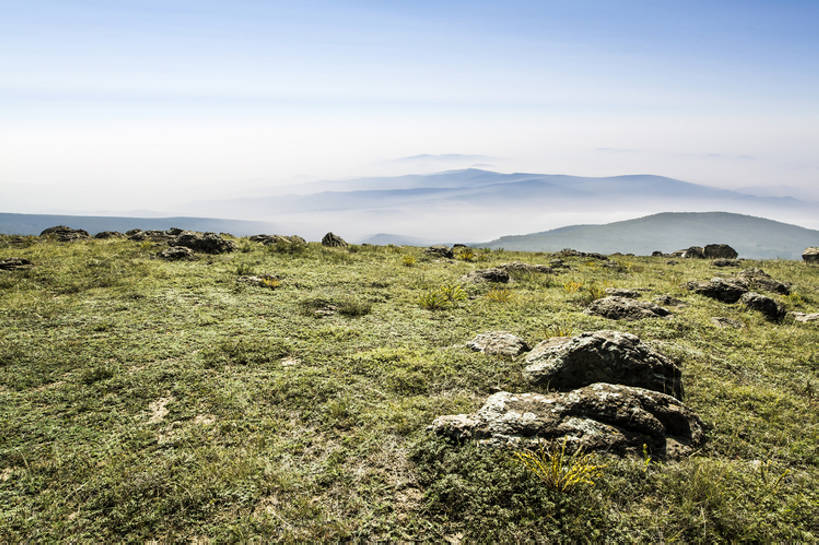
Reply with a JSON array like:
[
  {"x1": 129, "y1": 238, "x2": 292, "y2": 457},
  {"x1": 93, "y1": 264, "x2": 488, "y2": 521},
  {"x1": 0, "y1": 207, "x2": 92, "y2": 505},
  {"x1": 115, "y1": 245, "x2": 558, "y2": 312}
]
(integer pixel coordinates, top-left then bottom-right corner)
[
  {"x1": 523, "y1": 330, "x2": 683, "y2": 399},
  {"x1": 733, "y1": 268, "x2": 790, "y2": 295},
  {"x1": 158, "y1": 246, "x2": 196, "y2": 260},
  {"x1": 604, "y1": 288, "x2": 642, "y2": 298},
  {"x1": 740, "y1": 292, "x2": 786, "y2": 322},
  {"x1": 686, "y1": 277, "x2": 748, "y2": 303},
  {"x1": 711, "y1": 259, "x2": 739, "y2": 267},
  {"x1": 466, "y1": 331, "x2": 529, "y2": 357},
  {"x1": 461, "y1": 268, "x2": 510, "y2": 283},
  {"x1": 429, "y1": 383, "x2": 704, "y2": 458},
  {"x1": 0, "y1": 258, "x2": 33, "y2": 271},
  {"x1": 586, "y1": 296, "x2": 670, "y2": 320},
  {"x1": 497, "y1": 262, "x2": 553, "y2": 274},
  {"x1": 792, "y1": 312, "x2": 819, "y2": 323}
]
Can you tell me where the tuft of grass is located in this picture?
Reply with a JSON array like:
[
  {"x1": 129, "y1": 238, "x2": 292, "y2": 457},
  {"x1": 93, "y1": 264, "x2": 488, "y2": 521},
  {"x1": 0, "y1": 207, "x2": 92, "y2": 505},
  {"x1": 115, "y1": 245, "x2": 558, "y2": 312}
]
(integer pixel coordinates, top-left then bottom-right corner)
[
  {"x1": 485, "y1": 288, "x2": 514, "y2": 303},
  {"x1": 417, "y1": 290, "x2": 451, "y2": 310},
  {"x1": 401, "y1": 255, "x2": 417, "y2": 267},
  {"x1": 235, "y1": 263, "x2": 256, "y2": 275},
  {"x1": 337, "y1": 298, "x2": 372, "y2": 317},
  {"x1": 563, "y1": 280, "x2": 583, "y2": 294},
  {"x1": 455, "y1": 247, "x2": 477, "y2": 262},
  {"x1": 259, "y1": 276, "x2": 281, "y2": 289},
  {"x1": 438, "y1": 283, "x2": 467, "y2": 302},
  {"x1": 80, "y1": 365, "x2": 115, "y2": 384},
  {"x1": 514, "y1": 441, "x2": 607, "y2": 492}
]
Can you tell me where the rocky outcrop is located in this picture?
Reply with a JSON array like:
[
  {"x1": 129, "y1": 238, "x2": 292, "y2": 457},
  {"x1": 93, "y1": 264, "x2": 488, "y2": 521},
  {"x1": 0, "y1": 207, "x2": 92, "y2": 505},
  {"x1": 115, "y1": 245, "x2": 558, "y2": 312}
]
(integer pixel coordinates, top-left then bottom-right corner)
[
  {"x1": 497, "y1": 261, "x2": 553, "y2": 274},
  {"x1": 424, "y1": 245, "x2": 454, "y2": 259},
  {"x1": 803, "y1": 247, "x2": 819, "y2": 264},
  {"x1": 733, "y1": 268, "x2": 790, "y2": 295},
  {"x1": 686, "y1": 277, "x2": 748, "y2": 303},
  {"x1": 461, "y1": 268, "x2": 510, "y2": 283},
  {"x1": 586, "y1": 296, "x2": 671, "y2": 320},
  {"x1": 173, "y1": 232, "x2": 236, "y2": 254},
  {"x1": 321, "y1": 232, "x2": 348, "y2": 247},
  {"x1": 39, "y1": 225, "x2": 89, "y2": 242},
  {"x1": 250, "y1": 234, "x2": 305, "y2": 246},
  {"x1": 429, "y1": 383, "x2": 704, "y2": 457},
  {"x1": 466, "y1": 332, "x2": 529, "y2": 357},
  {"x1": 158, "y1": 246, "x2": 195, "y2": 260},
  {"x1": 0, "y1": 258, "x2": 33, "y2": 271},
  {"x1": 94, "y1": 231, "x2": 124, "y2": 239},
  {"x1": 703, "y1": 244, "x2": 738, "y2": 259},
  {"x1": 740, "y1": 292, "x2": 786, "y2": 322},
  {"x1": 523, "y1": 330, "x2": 682, "y2": 399},
  {"x1": 672, "y1": 246, "x2": 704, "y2": 259}
]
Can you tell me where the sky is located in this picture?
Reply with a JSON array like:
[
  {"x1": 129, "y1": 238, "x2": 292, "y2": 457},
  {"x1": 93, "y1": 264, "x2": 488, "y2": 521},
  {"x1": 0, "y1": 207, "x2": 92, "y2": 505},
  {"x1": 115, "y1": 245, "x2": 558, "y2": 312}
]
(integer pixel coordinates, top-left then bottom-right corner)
[{"x1": 1, "y1": 0, "x2": 818, "y2": 214}]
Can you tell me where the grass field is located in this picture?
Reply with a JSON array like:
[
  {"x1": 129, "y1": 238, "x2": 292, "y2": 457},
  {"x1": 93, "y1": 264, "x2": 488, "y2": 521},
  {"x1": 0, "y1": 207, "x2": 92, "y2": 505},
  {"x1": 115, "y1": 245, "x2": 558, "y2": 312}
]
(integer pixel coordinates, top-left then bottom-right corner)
[{"x1": 1, "y1": 236, "x2": 817, "y2": 543}]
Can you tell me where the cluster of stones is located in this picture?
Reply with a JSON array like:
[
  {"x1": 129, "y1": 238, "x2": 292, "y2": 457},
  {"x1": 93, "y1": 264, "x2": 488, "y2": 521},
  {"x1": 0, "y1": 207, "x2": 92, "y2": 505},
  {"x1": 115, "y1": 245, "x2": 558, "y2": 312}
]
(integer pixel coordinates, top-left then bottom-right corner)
[
  {"x1": 686, "y1": 267, "x2": 792, "y2": 321},
  {"x1": 653, "y1": 243, "x2": 738, "y2": 259},
  {"x1": 434, "y1": 330, "x2": 704, "y2": 458},
  {"x1": 249, "y1": 234, "x2": 306, "y2": 246}
]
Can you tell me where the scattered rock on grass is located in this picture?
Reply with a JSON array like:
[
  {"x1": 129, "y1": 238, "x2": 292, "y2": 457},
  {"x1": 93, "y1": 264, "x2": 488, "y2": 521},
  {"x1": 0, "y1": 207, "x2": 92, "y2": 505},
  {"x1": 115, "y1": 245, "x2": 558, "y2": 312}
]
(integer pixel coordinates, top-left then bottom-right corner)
[
  {"x1": 604, "y1": 287, "x2": 641, "y2": 298},
  {"x1": 711, "y1": 317, "x2": 743, "y2": 329},
  {"x1": 461, "y1": 268, "x2": 510, "y2": 283},
  {"x1": 94, "y1": 231, "x2": 124, "y2": 239},
  {"x1": 523, "y1": 330, "x2": 683, "y2": 398},
  {"x1": 424, "y1": 245, "x2": 454, "y2": 259},
  {"x1": 174, "y1": 232, "x2": 236, "y2": 254},
  {"x1": 39, "y1": 225, "x2": 89, "y2": 241},
  {"x1": 158, "y1": 246, "x2": 195, "y2": 260},
  {"x1": 740, "y1": 292, "x2": 786, "y2": 322},
  {"x1": 321, "y1": 232, "x2": 348, "y2": 247},
  {"x1": 586, "y1": 296, "x2": 671, "y2": 320},
  {"x1": 686, "y1": 277, "x2": 748, "y2": 303},
  {"x1": 237, "y1": 274, "x2": 280, "y2": 288},
  {"x1": 466, "y1": 331, "x2": 529, "y2": 357},
  {"x1": 0, "y1": 258, "x2": 33, "y2": 271},
  {"x1": 711, "y1": 259, "x2": 739, "y2": 267},
  {"x1": 653, "y1": 295, "x2": 686, "y2": 307},
  {"x1": 734, "y1": 268, "x2": 790, "y2": 295},
  {"x1": 429, "y1": 383, "x2": 703, "y2": 457},
  {"x1": 803, "y1": 247, "x2": 819, "y2": 264},
  {"x1": 703, "y1": 244, "x2": 738, "y2": 259},
  {"x1": 792, "y1": 312, "x2": 819, "y2": 323},
  {"x1": 497, "y1": 261, "x2": 553, "y2": 274},
  {"x1": 555, "y1": 248, "x2": 608, "y2": 260}
]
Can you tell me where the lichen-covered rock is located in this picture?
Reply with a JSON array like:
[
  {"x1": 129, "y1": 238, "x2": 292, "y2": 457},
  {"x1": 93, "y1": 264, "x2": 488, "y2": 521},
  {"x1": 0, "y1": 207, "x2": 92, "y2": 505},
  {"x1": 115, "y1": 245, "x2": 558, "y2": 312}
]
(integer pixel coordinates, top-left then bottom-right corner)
[
  {"x1": 803, "y1": 247, "x2": 819, "y2": 264},
  {"x1": 429, "y1": 383, "x2": 704, "y2": 457},
  {"x1": 654, "y1": 295, "x2": 686, "y2": 307},
  {"x1": 740, "y1": 292, "x2": 786, "y2": 322},
  {"x1": 93, "y1": 231, "x2": 124, "y2": 239},
  {"x1": 39, "y1": 225, "x2": 89, "y2": 242},
  {"x1": 711, "y1": 317, "x2": 743, "y2": 329},
  {"x1": 424, "y1": 245, "x2": 454, "y2": 259},
  {"x1": 321, "y1": 232, "x2": 348, "y2": 247},
  {"x1": 461, "y1": 268, "x2": 510, "y2": 283},
  {"x1": 158, "y1": 246, "x2": 195, "y2": 260},
  {"x1": 686, "y1": 277, "x2": 748, "y2": 303},
  {"x1": 466, "y1": 331, "x2": 529, "y2": 357},
  {"x1": 604, "y1": 288, "x2": 641, "y2": 298},
  {"x1": 792, "y1": 312, "x2": 819, "y2": 323},
  {"x1": 586, "y1": 296, "x2": 670, "y2": 320},
  {"x1": 497, "y1": 262, "x2": 553, "y2": 274},
  {"x1": 523, "y1": 330, "x2": 682, "y2": 398},
  {"x1": 173, "y1": 232, "x2": 236, "y2": 254},
  {"x1": 733, "y1": 268, "x2": 790, "y2": 295},
  {"x1": 555, "y1": 248, "x2": 608, "y2": 260},
  {"x1": 250, "y1": 234, "x2": 305, "y2": 246},
  {"x1": 0, "y1": 258, "x2": 33, "y2": 271},
  {"x1": 703, "y1": 244, "x2": 738, "y2": 259}
]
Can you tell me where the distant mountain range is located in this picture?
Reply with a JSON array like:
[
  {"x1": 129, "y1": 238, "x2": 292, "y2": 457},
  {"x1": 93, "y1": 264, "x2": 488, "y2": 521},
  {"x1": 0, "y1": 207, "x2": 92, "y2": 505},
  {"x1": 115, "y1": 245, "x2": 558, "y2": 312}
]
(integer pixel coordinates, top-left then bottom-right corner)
[
  {"x1": 481, "y1": 212, "x2": 818, "y2": 259},
  {"x1": 0, "y1": 213, "x2": 276, "y2": 237}
]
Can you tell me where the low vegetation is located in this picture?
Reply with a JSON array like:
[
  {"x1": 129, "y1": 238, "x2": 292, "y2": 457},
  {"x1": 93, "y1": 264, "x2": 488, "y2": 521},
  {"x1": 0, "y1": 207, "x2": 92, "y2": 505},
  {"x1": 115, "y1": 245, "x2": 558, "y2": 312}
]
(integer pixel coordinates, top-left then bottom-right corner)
[{"x1": 0, "y1": 236, "x2": 816, "y2": 542}]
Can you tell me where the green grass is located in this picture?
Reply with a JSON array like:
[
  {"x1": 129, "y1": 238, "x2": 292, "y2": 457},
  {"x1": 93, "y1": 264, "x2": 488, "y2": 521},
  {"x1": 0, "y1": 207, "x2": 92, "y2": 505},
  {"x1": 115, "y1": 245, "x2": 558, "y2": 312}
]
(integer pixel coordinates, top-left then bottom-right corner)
[{"x1": 0, "y1": 237, "x2": 817, "y2": 543}]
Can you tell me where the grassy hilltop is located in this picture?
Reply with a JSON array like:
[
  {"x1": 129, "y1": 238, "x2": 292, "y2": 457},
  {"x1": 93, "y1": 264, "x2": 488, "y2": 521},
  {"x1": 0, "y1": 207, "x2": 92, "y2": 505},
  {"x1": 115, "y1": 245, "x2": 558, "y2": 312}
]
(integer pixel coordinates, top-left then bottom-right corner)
[{"x1": 0, "y1": 236, "x2": 817, "y2": 543}]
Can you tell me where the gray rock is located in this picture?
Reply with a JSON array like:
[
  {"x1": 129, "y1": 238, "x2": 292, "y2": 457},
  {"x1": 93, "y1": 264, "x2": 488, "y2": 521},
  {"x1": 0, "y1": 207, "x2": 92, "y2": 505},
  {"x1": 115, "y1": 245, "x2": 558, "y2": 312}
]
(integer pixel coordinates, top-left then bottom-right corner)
[
  {"x1": 733, "y1": 268, "x2": 790, "y2": 295},
  {"x1": 686, "y1": 277, "x2": 748, "y2": 303},
  {"x1": 466, "y1": 331, "x2": 529, "y2": 357},
  {"x1": 523, "y1": 330, "x2": 683, "y2": 398},
  {"x1": 461, "y1": 268, "x2": 510, "y2": 283},
  {"x1": 711, "y1": 259, "x2": 739, "y2": 267},
  {"x1": 604, "y1": 287, "x2": 641, "y2": 298},
  {"x1": 703, "y1": 244, "x2": 738, "y2": 259},
  {"x1": 711, "y1": 317, "x2": 743, "y2": 329},
  {"x1": 39, "y1": 225, "x2": 89, "y2": 242},
  {"x1": 803, "y1": 247, "x2": 819, "y2": 264},
  {"x1": 672, "y1": 246, "x2": 704, "y2": 259},
  {"x1": 586, "y1": 296, "x2": 671, "y2": 320},
  {"x1": 0, "y1": 258, "x2": 33, "y2": 271},
  {"x1": 651, "y1": 250, "x2": 666, "y2": 257},
  {"x1": 158, "y1": 246, "x2": 195, "y2": 260},
  {"x1": 654, "y1": 295, "x2": 686, "y2": 307},
  {"x1": 250, "y1": 234, "x2": 305, "y2": 246},
  {"x1": 792, "y1": 312, "x2": 819, "y2": 323},
  {"x1": 740, "y1": 292, "x2": 786, "y2": 322},
  {"x1": 555, "y1": 248, "x2": 608, "y2": 260},
  {"x1": 166, "y1": 227, "x2": 184, "y2": 236},
  {"x1": 94, "y1": 231, "x2": 124, "y2": 239},
  {"x1": 424, "y1": 245, "x2": 454, "y2": 259},
  {"x1": 173, "y1": 232, "x2": 236, "y2": 254},
  {"x1": 321, "y1": 232, "x2": 348, "y2": 247},
  {"x1": 429, "y1": 383, "x2": 704, "y2": 457},
  {"x1": 497, "y1": 261, "x2": 553, "y2": 274},
  {"x1": 549, "y1": 258, "x2": 570, "y2": 269}
]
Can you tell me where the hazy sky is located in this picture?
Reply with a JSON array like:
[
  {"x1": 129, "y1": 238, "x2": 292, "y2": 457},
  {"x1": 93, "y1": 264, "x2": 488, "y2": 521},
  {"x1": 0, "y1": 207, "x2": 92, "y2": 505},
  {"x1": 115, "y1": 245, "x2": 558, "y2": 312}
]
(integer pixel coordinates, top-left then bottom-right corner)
[{"x1": 2, "y1": 0, "x2": 818, "y2": 213}]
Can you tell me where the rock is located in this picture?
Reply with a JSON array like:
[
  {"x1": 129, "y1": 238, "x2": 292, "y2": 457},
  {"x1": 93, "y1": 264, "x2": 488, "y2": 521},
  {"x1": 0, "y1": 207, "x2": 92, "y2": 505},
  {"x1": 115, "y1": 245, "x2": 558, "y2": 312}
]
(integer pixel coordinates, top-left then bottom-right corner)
[
  {"x1": 429, "y1": 383, "x2": 704, "y2": 457},
  {"x1": 666, "y1": 260, "x2": 679, "y2": 265},
  {"x1": 497, "y1": 261, "x2": 553, "y2": 274},
  {"x1": 461, "y1": 268, "x2": 510, "y2": 283},
  {"x1": 466, "y1": 332, "x2": 529, "y2": 357},
  {"x1": 556, "y1": 248, "x2": 608, "y2": 260},
  {"x1": 424, "y1": 245, "x2": 454, "y2": 259},
  {"x1": 237, "y1": 274, "x2": 280, "y2": 288},
  {"x1": 549, "y1": 259, "x2": 570, "y2": 269},
  {"x1": 39, "y1": 225, "x2": 89, "y2": 242},
  {"x1": 792, "y1": 312, "x2": 819, "y2": 323},
  {"x1": 94, "y1": 231, "x2": 124, "y2": 239},
  {"x1": 173, "y1": 232, "x2": 236, "y2": 254},
  {"x1": 711, "y1": 317, "x2": 743, "y2": 329},
  {"x1": 803, "y1": 247, "x2": 819, "y2": 264},
  {"x1": 250, "y1": 234, "x2": 305, "y2": 246},
  {"x1": 703, "y1": 244, "x2": 738, "y2": 259},
  {"x1": 321, "y1": 232, "x2": 348, "y2": 247},
  {"x1": 166, "y1": 227, "x2": 184, "y2": 236},
  {"x1": 740, "y1": 292, "x2": 786, "y2": 322},
  {"x1": 686, "y1": 277, "x2": 748, "y2": 303},
  {"x1": 654, "y1": 294, "x2": 686, "y2": 307},
  {"x1": 651, "y1": 250, "x2": 666, "y2": 257},
  {"x1": 158, "y1": 246, "x2": 195, "y2": 260},
  {"x1": 733, "y1": 268, "x2": 790, "y2": 295},
  {"x1": 127, "y1": 229, "x2": 175, "y2": 242},
  {"x1": 0, "y1": 258, "x2": 33, "y2": 271},
  {"x1": 523, "y1": 330, "x2": 682, "y2": 398},
  {"x1": 711, "y1": 259, "x2": 739, "y2": 267},
  {"x1": 604, "y1": 287, "x2": 641, "y2": 298},
  {"x1": 586, "y1": 296, "x2": 671, "y2": 320}
]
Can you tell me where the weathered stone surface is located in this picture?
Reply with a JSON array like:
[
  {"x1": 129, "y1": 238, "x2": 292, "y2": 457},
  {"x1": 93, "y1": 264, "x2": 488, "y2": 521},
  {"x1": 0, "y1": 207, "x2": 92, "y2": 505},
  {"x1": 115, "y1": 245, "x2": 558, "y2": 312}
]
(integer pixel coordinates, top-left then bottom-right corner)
[
  {"x1": 555, "y1": 248, "x2": 608, "y2": 260},
  {"x1": 686, "y1": 277, "x2": 748, "y2": 303},
  {"x1": 249, "y1": 234, "x2": 305, "y2": 246},
  {"x1": 158, "y1": 246, "x2": 195, "y2": 260},
  {"x1": 466, "y1": 331, "x2": 529, "y2": 357},
  {"x1": 803, "y1": 247, "x2": 819, "y2": 264},
  {"x1": 461, "y1": 268, "x2": 510, "y2": 283},
  {"x1": 523, "y1": 330, "x2": 682, "y2": 398},
  {"x1": 733, "y1": 268, "x2": 790, "y2": 295},
  {"x1": 39, "y1": 225, "x2": 89, "y2": 242},
  {"x1": 0, "y1": 258, "x2": 33, "y2": 271},
  {"x1": 173, "y1": 232, "x2": 236, "y2": 254},
  {"x1": 549, "y1": 258, "x2": 570, "y2": 269},
  {"x1": 711, "y1": 317, "x2": 743, "y2": 329},
  {"x1": 497, "y1": 261, "x2": 553, "y2": 274},
  {"x1": 703, "y1": 244, "x2": 738, "y2": 259},
  {"x1": 429, "y1": 383, "x2": 704, "y2": 457},
  {"x1": 740, "y1": 292, "x2": 786, "y2": 321},
  {"x1": 424, "y1": 245, "x2": 454, "y2": 259},
  {"x1": 711, "y1": 259, "x2": 739, "y2": 267},
  {"x1": 586, "y1": 296, "x2": 671, "y2": 320},
  {"x1": 127, "y1": 229, "x2": 177, "y2": 242},
  {"x1": 792, "y1": 312, "x2": 819, "y2": 323},
  {"x1": 321, "y1": 232, "x2": 348, "y2": 247},
  {"x1": 93, "y1": 231, "x2": 124, "y2": 239},
  {"x1": 604, "y1": 287, "x2": 641, "y2": 298},
  {"x1": 672, "y1": 246, "x2": 704, "y2": 259},
  {"x1": 653, "y1": 295, "x2": 686, "y2": 307}
]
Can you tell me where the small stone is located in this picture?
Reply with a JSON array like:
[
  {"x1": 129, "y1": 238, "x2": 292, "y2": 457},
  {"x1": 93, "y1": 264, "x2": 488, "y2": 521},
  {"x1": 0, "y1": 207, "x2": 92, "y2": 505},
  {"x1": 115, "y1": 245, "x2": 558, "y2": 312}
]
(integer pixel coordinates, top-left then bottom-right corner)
[
  {"x1": 686, "y1": 277, "x2": 748, "y2": 303},
  {"x1": 173, "y1": 232, "x2": 236, "y2": 254},
  {"x1": 604, "y1": 288, "x2": 641, "y2": 298},
  {"x1": 711, "y1": 259, "x2": 739, "y2": 267},
  {"x1": 792, "y1": 312, "x2": 819, "y2": 323},
  {"x1": 801, "y1": 247, "x2": 819, "y2": 264},
  {"x1": 466, "y1": 331, "x2": 529, "y2": 357},
  {"x1": 740, "y1": 292, "x2": 786, "y2": 322},
  {"x1": 586, "y1": 296, "x2": 670, "y2": 320}
]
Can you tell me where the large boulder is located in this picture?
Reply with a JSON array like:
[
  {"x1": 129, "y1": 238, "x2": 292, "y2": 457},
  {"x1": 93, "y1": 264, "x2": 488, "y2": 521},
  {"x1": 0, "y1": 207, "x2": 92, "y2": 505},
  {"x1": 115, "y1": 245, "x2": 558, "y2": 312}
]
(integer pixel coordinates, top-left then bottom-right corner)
[
  {"x1": 39, "y1": 225, "x2": 89, "y2": 242},
  {"x1": 733, "y1": 268, "x2": 790, "y2": 295},
  {"x1": 498, "y1": 262, "x2": 553, "y2": 274},
  {"x1": 461, "y1": 268, "x2": 510, "y2": 283},
  {"x1": 672, "y1": 246, "x2": 704, "y2": 259},
  {"x1": 703, "y1": 244, "x2": 738, "y2": 259},
  {"x1": 586, "y1": 296, "x2": 671, "y2": 320},
  {"x1": 173, "y1": 232, "x2": 236, "y2": 254},
  {"x1": 429, "y1": 383, "x2": 704, "y2": 457},
  {"x1": 803, "y1": 247, "x2": 819, "y2": 264},
  {"x1": 523, "y1": 330, "x2": 682, "y2": 398},
  {"x1": 740, "y1": 292, "x2": 786, "y2": 322},
  {"x1": 466, "y1": 331, "x2": 529, "y2": 357},
  {"x1": 158, "y1": 246, "x2": 195, "y2": 260},
  {"x1": 321, "y1": 232, "x2": 348, "y2": 247},
  {"x1": 0, "y1": 258, "x2": 33, "y2": 271},
  {"x1": 686, "y1": 277, "x2": 748, "y2": 303},
  {"x1": 424, "y1": 245, "x2": 454, "y2": 259}
]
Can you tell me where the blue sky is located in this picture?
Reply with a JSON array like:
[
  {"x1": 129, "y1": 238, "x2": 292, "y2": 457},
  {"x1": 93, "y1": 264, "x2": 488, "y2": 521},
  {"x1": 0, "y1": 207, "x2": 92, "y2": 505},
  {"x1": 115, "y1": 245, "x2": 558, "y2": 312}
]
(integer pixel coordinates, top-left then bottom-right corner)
[{"x1": 1, "y1": 0, "x2": 818, "y2": 211}]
